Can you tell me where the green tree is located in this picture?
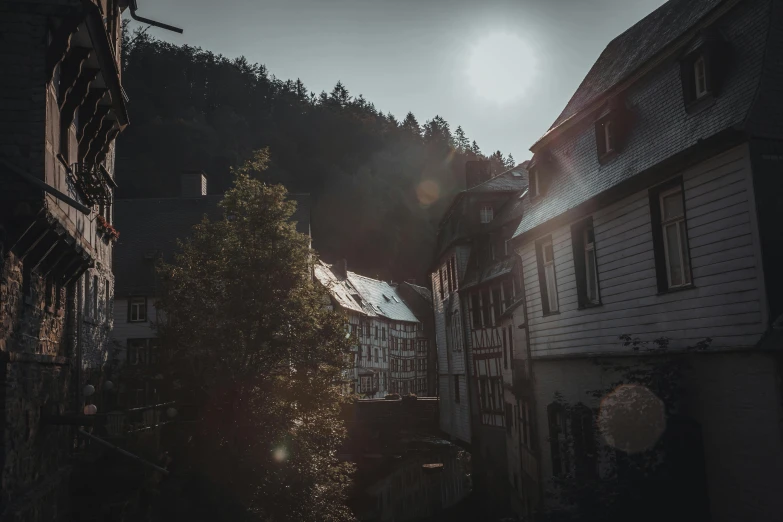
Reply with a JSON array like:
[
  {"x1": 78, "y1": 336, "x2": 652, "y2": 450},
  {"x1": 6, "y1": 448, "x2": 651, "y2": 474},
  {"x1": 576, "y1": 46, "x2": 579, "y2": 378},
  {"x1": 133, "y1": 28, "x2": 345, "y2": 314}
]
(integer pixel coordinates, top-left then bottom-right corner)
[
  {"x1": 154, "y1": 150, "x2": 356, "y2": 522},
  {"x1": 401, "y1": 111, "x2": 421, "y2": 137},
  {"x1": 454, "y1": 125, "x2": 469, "y2": 152}
]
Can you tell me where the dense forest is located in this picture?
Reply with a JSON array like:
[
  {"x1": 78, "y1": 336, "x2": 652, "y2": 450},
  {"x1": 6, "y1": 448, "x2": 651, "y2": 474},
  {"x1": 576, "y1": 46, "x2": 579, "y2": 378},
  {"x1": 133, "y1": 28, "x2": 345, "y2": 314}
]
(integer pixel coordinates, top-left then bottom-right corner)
[{"x1": 117, "y1": 25, "x2": 517, "y2": 282}]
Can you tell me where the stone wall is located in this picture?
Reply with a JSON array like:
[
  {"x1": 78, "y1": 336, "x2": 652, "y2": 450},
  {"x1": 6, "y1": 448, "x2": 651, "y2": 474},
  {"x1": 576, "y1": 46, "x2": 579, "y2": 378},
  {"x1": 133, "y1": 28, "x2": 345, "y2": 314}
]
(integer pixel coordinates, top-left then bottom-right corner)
[{"x1": 0, "y1": 251, "x2": 73, "y2": 520}]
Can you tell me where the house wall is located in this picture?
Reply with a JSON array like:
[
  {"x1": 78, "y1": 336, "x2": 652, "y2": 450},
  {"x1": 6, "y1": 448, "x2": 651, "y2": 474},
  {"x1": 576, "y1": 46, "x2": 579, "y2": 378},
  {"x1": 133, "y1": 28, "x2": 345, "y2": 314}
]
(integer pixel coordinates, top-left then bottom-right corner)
[
  {"x1": 432, "y1": 245, "x2": 472, "y2": 443},
  {"x1": 110, "y1": 296, "x2": 158, "y2": 365},
  {"x1": 517, "y1": 145, "x2": 767, "y2": 357}
]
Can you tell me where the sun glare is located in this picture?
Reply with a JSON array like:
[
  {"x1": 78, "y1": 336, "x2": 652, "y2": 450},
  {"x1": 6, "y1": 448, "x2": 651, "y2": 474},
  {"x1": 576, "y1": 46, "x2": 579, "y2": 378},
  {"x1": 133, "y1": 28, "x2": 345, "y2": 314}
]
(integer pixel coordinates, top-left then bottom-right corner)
[{"x1": 466, "y1": 32, "x2": 536, "y2": 105}]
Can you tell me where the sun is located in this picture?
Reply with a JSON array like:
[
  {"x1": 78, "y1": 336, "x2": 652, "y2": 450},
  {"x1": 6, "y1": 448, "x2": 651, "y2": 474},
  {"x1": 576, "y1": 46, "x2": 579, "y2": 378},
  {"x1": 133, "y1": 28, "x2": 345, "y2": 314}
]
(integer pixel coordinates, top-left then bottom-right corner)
[{"x1": 466, "y1": 32, "x2": 536, "y2": 105}]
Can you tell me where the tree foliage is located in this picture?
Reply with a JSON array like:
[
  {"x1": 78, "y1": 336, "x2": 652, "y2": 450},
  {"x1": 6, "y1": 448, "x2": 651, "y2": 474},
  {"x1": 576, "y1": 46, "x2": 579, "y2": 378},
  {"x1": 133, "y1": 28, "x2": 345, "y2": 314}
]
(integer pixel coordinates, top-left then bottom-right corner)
[
  {"x1": 118, "y1": 24, "x2": 518, "y2": 283},
  {"x1": 153, "y1": 153, "x2": 356, "y2": 522}
]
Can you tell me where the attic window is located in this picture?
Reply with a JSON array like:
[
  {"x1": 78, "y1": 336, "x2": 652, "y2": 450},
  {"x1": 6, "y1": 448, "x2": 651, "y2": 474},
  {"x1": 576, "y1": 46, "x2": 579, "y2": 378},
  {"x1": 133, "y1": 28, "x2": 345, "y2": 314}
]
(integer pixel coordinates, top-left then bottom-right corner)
[
  {"x1": 595, "y1": 117, "x2": 616, "y2": 161},
  {"x1": 480, "y1": 206, "x2": 494, "y2": 224},
  {"x1": 352, "y1": 294, "x2": 363, "y2": 306},
  {"x1": 680, "y1": 34, "x2": 728, "y2": 113},
  {"x1": 529, "y1": 168, "x2": 540, "y2": 198},
  {"x1": 694, "y1": 56, "x2": 707, "y2": 98},
  {"x1": 383, "y1": 295, "x2": 391, "y2": 302},
  {"x1": 512, "y1": 171, "x2": 522, "y2": 177}
]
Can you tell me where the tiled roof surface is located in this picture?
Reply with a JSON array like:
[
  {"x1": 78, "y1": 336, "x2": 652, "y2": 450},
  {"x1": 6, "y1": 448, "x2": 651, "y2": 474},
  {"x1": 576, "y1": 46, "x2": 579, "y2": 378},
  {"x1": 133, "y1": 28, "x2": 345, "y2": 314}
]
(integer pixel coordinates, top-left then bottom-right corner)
[
  {"x1": 465, "y1": 167, "x2": 528, "y2": 193},
  {"x1": 514, "y1": 0, "x2": 766, "y2": 240},
  {"x1": 548, "y1": 0, "x2": 725, "y2": 130},
  {"x1": 403, "y1": 282, "x2": 432, "y2": 304},
  {"x1": 314, "y1": 261, "x2": 420, "y2": 323},
  {"x1": 114, "y1": 194, "x2": 311, "y2": 296},
  {"x1": 348, "y1": 273, "x2": 420, "y2": 323}
]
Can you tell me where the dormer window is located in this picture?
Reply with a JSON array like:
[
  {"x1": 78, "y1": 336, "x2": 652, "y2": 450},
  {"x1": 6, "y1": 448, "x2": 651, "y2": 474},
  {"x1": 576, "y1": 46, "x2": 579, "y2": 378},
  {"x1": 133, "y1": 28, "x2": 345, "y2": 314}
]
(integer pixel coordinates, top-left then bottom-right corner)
[
  {"x1": 680, "y1": 32, "x2": 729, "y2": 113},
  {"x1": 694, "y1": 56, "x2": 707, "y2": 98},
  {"x1": 529, "y1": 168, "x2": 540, "y2": 198},
  {"x1": 595, "y1": 116, "x2": 617, "y2": 161},
  {"x1": 480, "y1": 206, "x2": 494, "y2": 224}
]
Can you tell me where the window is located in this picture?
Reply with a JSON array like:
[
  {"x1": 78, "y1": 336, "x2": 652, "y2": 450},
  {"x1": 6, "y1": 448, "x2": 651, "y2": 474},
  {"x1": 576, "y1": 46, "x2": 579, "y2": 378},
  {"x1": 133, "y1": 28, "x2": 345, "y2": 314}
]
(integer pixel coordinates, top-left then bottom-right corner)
[
  {"x1": 454, "y1": 375, "x2": 460, "y2": 403},
  {"x1": 365, "y1": 323, "x2": 370, "y2": 337},
  {"x1": 127, "y1": 338, "x2": 157, "y2": 366},
  {"x1": 529, "y1": 168, "x2": 540, "y2": 198},
  {"x1": 596, "y1": 117, "x2": 615, "y2": 159},
  {"x1": 471, "y1": 293, "x2": 482, "y2": 329},
  {"x1": 694, "y1": 56, "x2": 707, "y2": 98},
  {"x1": 491, "y1": 286, "x2": 502, "y2": 325},
  {"x1": 104, "y1": 278, "x2": 111, "y2": 321},
  {"x1": 92, "y1": 275, "x2": 99, "y2": 319},
  {"x1": 480, "y1": 205, "x2": 493, "y2": 224},
  {"x1": 481, "y1": 289, "x2": 491, "y2": 327},
  {"x1": 382, "y1": 327, "x2": 386, "y2": 340},
  {"x1": 571, "y1": 218, "x2": 601, "y2": 308},
  {"x1": 502, "y1": 279, "x2": 514, "y2": 308},
  {"x1": 450, "y1": 256, "x2": 458, "y2": 291},
  {"x1": 439, "y1": 266, "x2": 446, "y2": 300},
  {"x1": 536, "y1": 237, "x2": 558, "y2": 314},
  {"x1": 502, "y1": 328, "x2": 509, "y2": 370},
  {"x1": 505, "y1": 403, "x2": 513, "y2": 434},
  {"x1": 128, "y1": 296, "x2": 147, "y2": 322},
  {"x1": 650, "y1": 179, "x2": 692, "y2": 292},
  {"x1": 374, "y1": 325, "x2": 378, "y2": 339},
  {"x1": 548, "y1": 403, "x2": 570, "y2": 476},
  {"x1": 374, "y1": 348, "x2": 379, "y2": 363},
  {"x1": 572, "y1": 404, "x2": 598, "y2": 480}
]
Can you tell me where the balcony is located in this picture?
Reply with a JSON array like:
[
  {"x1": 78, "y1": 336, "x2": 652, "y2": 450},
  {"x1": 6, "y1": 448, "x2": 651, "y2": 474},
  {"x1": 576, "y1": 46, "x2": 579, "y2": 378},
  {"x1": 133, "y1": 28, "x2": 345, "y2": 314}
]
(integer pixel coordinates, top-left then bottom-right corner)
[{"x1": 70, "y1": 162, "x2": 111, "y2": 206}]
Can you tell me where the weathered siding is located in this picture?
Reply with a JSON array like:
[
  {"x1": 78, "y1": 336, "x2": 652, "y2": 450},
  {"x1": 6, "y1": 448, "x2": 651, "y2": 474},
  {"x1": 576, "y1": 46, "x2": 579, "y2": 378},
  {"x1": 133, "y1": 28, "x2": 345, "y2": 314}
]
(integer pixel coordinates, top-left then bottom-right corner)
[
  {"x1": 433, "y1": 245, "x2": 472, "y2": 443},
  {"x1": 518, "y1": 146, "x2": 766, "y2": 357}
]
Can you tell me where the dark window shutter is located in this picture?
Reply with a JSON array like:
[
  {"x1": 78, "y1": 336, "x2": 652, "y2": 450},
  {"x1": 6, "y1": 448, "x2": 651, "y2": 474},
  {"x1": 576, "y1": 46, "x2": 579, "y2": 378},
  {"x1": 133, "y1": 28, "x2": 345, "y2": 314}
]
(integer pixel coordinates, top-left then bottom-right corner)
[
  {"x1": 535, "y1": 239, "x2": 550, "y2": 314},
  {"x1": 649, "y1": 187, "x2": 668, "y2": 293},
  {"x1": 571, "y1": 221, "x2": 588, "y2": 308},
  {"x1": 547, "y1": 403, "x2": 563, "y2": 476}
]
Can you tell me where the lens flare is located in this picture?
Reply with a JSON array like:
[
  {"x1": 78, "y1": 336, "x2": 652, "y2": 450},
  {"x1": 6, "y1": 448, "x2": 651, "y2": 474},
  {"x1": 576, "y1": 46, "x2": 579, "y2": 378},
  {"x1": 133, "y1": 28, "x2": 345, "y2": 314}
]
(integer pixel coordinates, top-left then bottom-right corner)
[
  {"x1": 598, "y1": 384, "x2": 666, "y2": 454},
  {"x1": 272, "y1": 446, "x2": 288, "y2": 462},
  {"x1": 416, "y1": 180, "x2": 440, "y2": 207}
]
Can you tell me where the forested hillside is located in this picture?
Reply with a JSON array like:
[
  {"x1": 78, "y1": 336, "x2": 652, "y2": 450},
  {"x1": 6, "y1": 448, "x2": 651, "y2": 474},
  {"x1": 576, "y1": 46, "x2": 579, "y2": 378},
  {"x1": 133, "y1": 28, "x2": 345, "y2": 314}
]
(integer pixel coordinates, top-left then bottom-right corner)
[{"x1": 117, "y1": 26, "x2": 516, "y2": 282}]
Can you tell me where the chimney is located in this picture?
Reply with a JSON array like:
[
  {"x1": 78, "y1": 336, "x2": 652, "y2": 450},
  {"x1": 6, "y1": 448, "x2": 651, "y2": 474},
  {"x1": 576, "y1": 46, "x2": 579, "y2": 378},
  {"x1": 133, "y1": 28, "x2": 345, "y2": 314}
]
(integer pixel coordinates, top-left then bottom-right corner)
[
  {"x1": 181, "y1": 171, "x2": 207, "y2": 197},
  {"x1": 465, "y1": 160, "x2": 492, "y2": 189},
  {"x1": 335, "y1": 259, "x2": 348, "y2": 279}
]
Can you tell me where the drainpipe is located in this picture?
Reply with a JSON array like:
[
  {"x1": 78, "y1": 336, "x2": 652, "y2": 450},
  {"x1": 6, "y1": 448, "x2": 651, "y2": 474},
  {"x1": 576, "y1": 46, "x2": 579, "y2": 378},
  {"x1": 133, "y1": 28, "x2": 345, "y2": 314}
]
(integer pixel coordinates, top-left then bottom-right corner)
[{"x1": 127, "y1": 0, "x2": 183, "y2": 33}]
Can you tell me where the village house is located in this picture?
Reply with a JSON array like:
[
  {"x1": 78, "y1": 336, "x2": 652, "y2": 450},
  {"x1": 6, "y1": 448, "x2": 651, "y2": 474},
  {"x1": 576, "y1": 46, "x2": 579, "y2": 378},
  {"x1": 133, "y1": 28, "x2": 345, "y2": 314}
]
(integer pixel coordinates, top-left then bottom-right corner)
[
  {"x1": 430, "y1": 161, "x2": 528, "y2": 512},
  {"x1": 111, "y1": 172, "x2": 310, "y2": 407},
  {"x1": 314, "y1": 260, "x2": 435, "y2": 398},
  {"x1": 0, "y1": 0, "x2": 135, "y2": 517},
  {"x1": 504, "y1": 0, "x2": 783, "y2": 519}
]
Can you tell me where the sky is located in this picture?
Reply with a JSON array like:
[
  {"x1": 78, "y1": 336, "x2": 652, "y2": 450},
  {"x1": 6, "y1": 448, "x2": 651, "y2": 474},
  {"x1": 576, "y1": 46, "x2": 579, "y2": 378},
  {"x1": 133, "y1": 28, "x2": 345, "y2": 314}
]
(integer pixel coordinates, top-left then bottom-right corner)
[{"x1": 128, "y1": 0, "x2": 667, "y2": 162}]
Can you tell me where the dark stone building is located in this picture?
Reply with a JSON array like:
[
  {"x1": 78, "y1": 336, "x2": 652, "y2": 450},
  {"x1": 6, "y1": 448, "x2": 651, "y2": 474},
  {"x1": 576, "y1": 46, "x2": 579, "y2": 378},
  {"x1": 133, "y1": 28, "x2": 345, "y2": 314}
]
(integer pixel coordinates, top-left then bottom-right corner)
[{"x1": 0, "y1": 1, "x2": 153, "y2": 518}]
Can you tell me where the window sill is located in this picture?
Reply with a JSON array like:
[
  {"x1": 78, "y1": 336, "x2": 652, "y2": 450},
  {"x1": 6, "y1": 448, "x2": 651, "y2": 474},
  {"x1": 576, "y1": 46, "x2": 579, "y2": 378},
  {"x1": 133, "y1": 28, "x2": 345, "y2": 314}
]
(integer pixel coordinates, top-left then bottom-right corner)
[
  {"x1": 656, "y1": 284, "x2": 696, "y2": 296},
  {"x1": 684, "y1": 93, "x2": 716, "y2": 115},
  {"x1": 577, "y1": 302, "x2": 602, "y2": 311},
  {"x1": 542, "y1": 311, "x2": 560, "y2": 317}
]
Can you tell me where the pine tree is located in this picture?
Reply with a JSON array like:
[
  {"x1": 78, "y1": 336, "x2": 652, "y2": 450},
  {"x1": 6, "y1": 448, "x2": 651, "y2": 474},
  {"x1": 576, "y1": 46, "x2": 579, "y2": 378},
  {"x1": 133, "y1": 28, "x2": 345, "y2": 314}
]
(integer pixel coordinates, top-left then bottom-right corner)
[
  {"x1": 454, "y1": 126, "x2": 469, "y2": 151},
  {"x1": 422, "y1": 115, "x2": 453, "y2": 147},
  {"x1": 155, "y1": 150, "x2": 355, "y2": 522},
  {"x1": 401, "y1": 112, "x2": 421, "y2": 137},
  {"x1": 506, "y1": 153, "x2": 516, "y2": 168},
  {"x1": 470, "y1": 140, "x2": 482, "y2": 157}
]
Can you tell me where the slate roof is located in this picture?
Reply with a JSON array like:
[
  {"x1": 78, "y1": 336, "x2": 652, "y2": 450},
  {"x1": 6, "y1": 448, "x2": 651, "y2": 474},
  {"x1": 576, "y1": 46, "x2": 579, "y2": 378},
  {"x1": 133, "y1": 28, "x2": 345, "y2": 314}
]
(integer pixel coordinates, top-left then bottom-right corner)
[
  {"x1": 403, "y1": 282, "x2": 432, "y2": 304},
  {"x1": 547, "y1": 0, "x2": 725, "y2": 132},
  {"x1": 434, "y1": 165, "x2": 528, "y2": 262},
  {"x1": 460, "y1": 255, "x2": 517, "y2": 291},
  {"x1": 114, "y1": 194, "x2": 311, "y2": 296},
  {"x1": 513, "y1": 0, "x2": 767, "y2": 240},
  {"x1": 314, "y1": 260, "x2": 419, "y2": 323}
]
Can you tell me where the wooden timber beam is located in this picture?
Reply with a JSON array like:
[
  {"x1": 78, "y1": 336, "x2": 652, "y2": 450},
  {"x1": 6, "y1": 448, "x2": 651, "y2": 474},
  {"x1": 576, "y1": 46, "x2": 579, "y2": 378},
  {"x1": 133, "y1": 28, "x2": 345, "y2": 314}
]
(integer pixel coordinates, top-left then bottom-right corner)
[
  {"x1": 85, "y1": 120, "x2": 114, "y2": 164},
  {"x1": 77, "y1": 88, "x2": 108, "y2": 142},
  {"x1": 60, "y1": 67, "x2": 100, "y2": 127},
  {"x1": 79, "y1": 104, "x2": 110, "y2": 158},
  {"x1": 58, "y1": 47, "x2": 92, "y2": 110},
  {"x1": 45, "y1": 14, "x2": 85, "y2": 82}
]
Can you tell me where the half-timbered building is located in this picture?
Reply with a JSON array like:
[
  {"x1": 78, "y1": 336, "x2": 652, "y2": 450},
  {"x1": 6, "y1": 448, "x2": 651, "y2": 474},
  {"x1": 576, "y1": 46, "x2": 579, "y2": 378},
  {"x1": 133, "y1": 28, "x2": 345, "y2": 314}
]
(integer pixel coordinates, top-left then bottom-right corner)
[
  {"x1": 508, "y1": 0, "x2": 783, "y2": 519},
  {"x1": 315, "y1": 260, "x2": 433, "y2": 398}
]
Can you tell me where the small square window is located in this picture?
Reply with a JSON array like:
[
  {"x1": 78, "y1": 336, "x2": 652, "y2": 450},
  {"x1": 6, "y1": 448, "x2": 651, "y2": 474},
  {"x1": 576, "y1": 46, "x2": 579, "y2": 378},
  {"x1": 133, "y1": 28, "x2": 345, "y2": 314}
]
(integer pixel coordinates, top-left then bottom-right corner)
[
  {"x1": 480, "y1": 206, "x2": 494, "y2": 224},
  {"x1": 128, "y1": 296, "x2": 147, "y2": 322}
]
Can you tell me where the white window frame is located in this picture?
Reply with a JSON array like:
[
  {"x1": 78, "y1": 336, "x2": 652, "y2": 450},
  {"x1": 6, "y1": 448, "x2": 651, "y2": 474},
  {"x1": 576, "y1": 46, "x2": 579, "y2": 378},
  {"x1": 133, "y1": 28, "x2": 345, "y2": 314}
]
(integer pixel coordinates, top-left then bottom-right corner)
[
  {"x1": 694, "y1": 56, "x2": 707, "y2": 98},
  {"x1": 583, "y1": 227, "x2": 600, "y2": 304},
  {"x1": 603, "y1": 120, "x2": 614, "y2": 153},
  {"x1": 531, "y1": 169, "x2": 540, "y2": 197},
  {"x1": 129, "y1": 296, "x2": 147, "y2": 322},
  {"x1": 541, "y1": 239, "x2": 559, "y2": 313},
  {"x1": 659, "y1": 186, "x2": 692, "y2": 289},
  {"x1": 480, "y1": 205, "x2": 494, "y2": 224}
]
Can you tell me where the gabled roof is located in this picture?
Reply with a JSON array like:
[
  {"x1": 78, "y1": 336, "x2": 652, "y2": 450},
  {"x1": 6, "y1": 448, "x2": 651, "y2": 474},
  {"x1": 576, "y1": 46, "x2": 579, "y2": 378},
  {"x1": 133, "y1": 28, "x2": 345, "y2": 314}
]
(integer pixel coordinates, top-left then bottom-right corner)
[
  {"x1": 314, "y1": 260, "x2": 419, "y2": 323},
  {"x1": 543, "y1": 0, "x2": 725, "y2": 137},
  {"x1": 465, "y1": 166, "x2": 528, "y2": 193}
]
